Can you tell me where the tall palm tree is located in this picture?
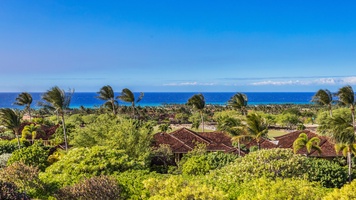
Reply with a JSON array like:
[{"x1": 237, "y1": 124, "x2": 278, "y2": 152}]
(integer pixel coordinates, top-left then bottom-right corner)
[
  {"x1": 245, "y1": 113, "x2": 269, "y2": 150},
  {"x1": 14, "y1": 92, "x2": 33, "y2": 121},
  {"x1": 41, "y1": 86, "x2": 74, "y2": 151},
  {"x1": 96, "y1": 85, "x2": 118, "y2": 115},
  {"x1": 293, "y1": 133, "x2": 322, "y2": 156},
  {"x1": 187, "y1": 93, "x2": 206, "y2": 132},
  {"x1": 311, "y1": 89, "x2": 333, "y2": 117},
  {"x1": 0, "y1": 108, "x2": 22, "y2": 149},
  {"x1": 336, "y1": 85, "x2": 355, "y2": 127},
  {"x1": 326, "y1": 115, "x2": 355, "y2": 182},
  {"x1": 228, "y1": 93, "x2": 248, "y2": 115},
  {"x1": 117, "y1": 88, "x2": 144, "y2": 118}
]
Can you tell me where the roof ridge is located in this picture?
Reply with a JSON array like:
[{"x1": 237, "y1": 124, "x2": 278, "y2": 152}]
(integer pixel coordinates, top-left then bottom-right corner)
[
  {"x1": 168, "y1": 133, "x2": 194, "y2": 150},
  {"x1": 176, "y1": 127, "x2": 212, "y2": 144}
]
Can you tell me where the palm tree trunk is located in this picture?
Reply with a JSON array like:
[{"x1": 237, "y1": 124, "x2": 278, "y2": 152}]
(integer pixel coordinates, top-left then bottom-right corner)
[
  {"x1": 348, "y1": 150, "x2": 352, "y2": 182},
  {"x1": 352, "y1": 107, "x2": 355, "y2": 129},
  {"x1": 238, "y1": 139, "x2": 241, "y2": 157},
  {"x1": 329, "y1": 104, "x2": 332, "y2": 117},
  {"x1": 111, "y1": 100, "x2": 116, "y2": 115},
  {"x1": 28, "y1": 106, "x2": 32, "y2": 121},
  {"x1": 15, "y1": 130, "x2": 21, "y2": 149},
  {"x1": 201, "y1": 111, "x2": 204, "y2": 132},
  {"x1": 132, "y1": 103, "x2": 135, "y2": 118},
  {"x1": 61, "y1": 114, "x2": 68, "y2": 151}
]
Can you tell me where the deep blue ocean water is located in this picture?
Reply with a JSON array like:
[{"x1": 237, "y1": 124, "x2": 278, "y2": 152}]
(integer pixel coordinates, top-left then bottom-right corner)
[{"x1": 0, "y1": 92, "x2": 315, "y2": 109}]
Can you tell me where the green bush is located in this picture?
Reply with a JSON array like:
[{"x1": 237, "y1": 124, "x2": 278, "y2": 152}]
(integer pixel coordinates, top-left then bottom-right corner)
[
  {"x1": 114, "y1": 170, "x2": 163, "y2": 200},
  {"x1": 40, "y1": 146, "x2": 147, "y2": 187},
  {"x1": 54, "y1": 175, "x2": 121, "y2": 200},
  {"x1": 236, "y1": 177, "x2": 328, "y2": 200},
  {"x1": 0, "y1": 139, "x2": 28, "y2": 154},
  {"x1": 323, "y1": 179, "x2": 356, "y2": 199},
  {"x1": 7, "y1": 142, "x2": 49, "y2": 171},
  {"x1": 305, "y1": 158, "x2": 348, "y2": 188},
  {"x1": 207, "y1": 148, "x2": 308, "y2": 198},
  {"x1": 143, "y1": 175, "x2": 226, "y2": 200},
  {"x1": 0, "y1": 181, "x2": 30, "y2": 200},
  {"x1": 181, "y1": 152, "x2": 238, "y2": 175}
]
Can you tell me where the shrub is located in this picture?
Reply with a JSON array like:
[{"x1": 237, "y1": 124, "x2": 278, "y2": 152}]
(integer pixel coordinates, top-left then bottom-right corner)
[
  {"x1": 236, "y1": 177, "x2": 328, "y2": 200},
  {"x1": 0, "y1": 162, "x2": 47, "y2": 198},
  {"x1": 54, "y1": 175, "x2": 121, "y2": 200},
  {"x1": 0, "y1": 181, "x2": 30, "y2": 200},
  {"x1": 305, "y1": 158, "x2": 348, "y2": 188},
  {"x1": 7, "y1": 142, "x2": 49, "y2": 171},
  {"x1": 207, "y1": 148, "x2": 308, "y2": 198},
  {"x1": 323, "y1": 179, "x2": 356, "y2": 199},
  {"x1": 40, "y1": 146, "x2": 146, "y2": 187},
  {"x1": 181, "y1": 152, "x2": 238, "y2": 175},
  {"x1": 0, "y1": 140, "x2": 28, "y2": 154},
  {"x1": 143, "y1": 175, "x2": 226, "y2": 200},
  {"x1": 114, "y1": 170, "x2": 163, "y2": 200}
]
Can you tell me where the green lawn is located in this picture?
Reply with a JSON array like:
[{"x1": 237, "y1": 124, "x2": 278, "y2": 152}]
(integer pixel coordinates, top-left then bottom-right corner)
[{"x1": 268, "y1": 129, "x2": 288, "y2": 140}]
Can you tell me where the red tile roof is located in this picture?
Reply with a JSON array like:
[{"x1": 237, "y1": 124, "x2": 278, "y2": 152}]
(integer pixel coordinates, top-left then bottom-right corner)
[{"x1": 152, "y1": 128, "x2": 243, "y2": 154}]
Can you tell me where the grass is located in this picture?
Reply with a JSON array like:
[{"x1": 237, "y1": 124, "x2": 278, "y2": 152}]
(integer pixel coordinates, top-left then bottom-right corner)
[{"x1": 268, "y1": 129, "x2": 288, "y2": 140}]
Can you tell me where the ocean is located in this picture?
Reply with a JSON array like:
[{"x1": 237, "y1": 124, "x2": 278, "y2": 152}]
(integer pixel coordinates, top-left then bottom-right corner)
[{"x1": 0, "y1": 92, "x2": 315, "y2": 109}]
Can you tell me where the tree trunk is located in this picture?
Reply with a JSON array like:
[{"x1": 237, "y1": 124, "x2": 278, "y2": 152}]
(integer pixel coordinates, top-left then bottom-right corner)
[
  {"x1": 348, "y1": 150, "x2": 352, "y2": 183},
  {"x1": 61, "y1": 114, "x2": 68, "y2": 151},
  {"x1": 112, "y1": 100, "x2": 116, "y2": 115},
  {"x1": 329, "y1": 104, "x2": 332, "y2": 117},
  {"x1": 132, "y1": 103, "x2": 135, "y2": 119},
  {"x1": 238, "y1": 139, "x2": 241, "y2": 157},
  {"x1": 28, "y1": 106, "x2": 32, "y2": 121},
  {"x1": 201, "y1": 111, "x2": 204, "y2": 132},
  {"x1": 15, "y1": 130, "x2": 21, "y2": 149}
]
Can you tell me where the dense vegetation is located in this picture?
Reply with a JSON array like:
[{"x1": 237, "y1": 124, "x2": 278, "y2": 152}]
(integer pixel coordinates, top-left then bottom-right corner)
[{"x1": 1, "y1": 86, "x2": 356, "y2": 199}]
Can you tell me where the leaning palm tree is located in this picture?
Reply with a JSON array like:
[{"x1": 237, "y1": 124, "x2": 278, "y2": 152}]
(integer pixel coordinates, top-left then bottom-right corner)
[
  {"x1": 0, "y1": 108, "x2": 22, "y2": 149},
  {"x1": 311, "y1": 89, "x2": 333, "y2": 117},
  {"x1": 14, "y1": 92, "x2": 33, "y2": 121},
  {"x1": 117, "y1": 88, "x2": 144, "y2": 118},
  {"x1": 217, "y1": 116, "x2": 245, "y2": 156},
  {"x1": 325, "y1": 115, "x2": 355, "y2": 182},
  {"x1": 336, "y1": 85, "x2": 355, "y2": 127},
  {"x1": 293, "y1": 133, "x2": 322, "y2": 156},
  {"x1": 41, "y1": 86, "x2": 74, "y2": 151},
  {"x1": 187, "y1": 93, "x2": 206, "y2": 132},
  {"x1": 96, "y1": 85, "x2": 118, "y2": 115},
  {"x1": 228, "y1": 93, "x2": 248, "y2": 115},
  {"x1": 245, "y1": 113, "x2": 269, "y2": 150}
]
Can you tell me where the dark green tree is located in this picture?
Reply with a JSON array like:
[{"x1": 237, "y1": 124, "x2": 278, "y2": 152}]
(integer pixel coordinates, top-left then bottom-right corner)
[
  {"x1": 187, "y1": 94, "x2": 206, "y2": 132},
  {"x1": 245, "y1": 113, "x2": 269, "y2": 150},
  {"x1": 96, "y1": 85, "x2": 118, "y2": 115},
  {"x1": 311, "y1": 89, "x2": 333, "y2": 117},
  {"x1": 41, "y1": 86, "x2": 74, "y2": 151},
  {"x1": 228, "y1": 93, "x2": 248, "y2": 115},
  {"x1": 117, "y1": 88, "x2": 144, "y2": 118},
  {"x1": 14, "y1": 92, "x2": 33, "y2": 121},
  {"x1": 0, "y1": 108, "x2": 22, "y2": 149},
  {"x1": 336, "y1": 85, "x2": 355, "y2": 127}
]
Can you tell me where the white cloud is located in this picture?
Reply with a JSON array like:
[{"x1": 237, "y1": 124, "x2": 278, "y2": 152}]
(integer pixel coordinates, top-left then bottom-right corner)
[
  {"x1": 163, "y1": 82, "x2": 216, "y2": 86},
  {"x1": 249, "y1": 76, "x2": 356, "y2": 86}
]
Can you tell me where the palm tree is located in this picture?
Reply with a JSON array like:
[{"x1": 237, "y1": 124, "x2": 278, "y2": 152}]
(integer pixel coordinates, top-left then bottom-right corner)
[
  {"x1": 117, "y1": 88, "x2": 144, "y2": 118},
  {"x1": 41, "y1": 86, "x2": 74, "y2": 151},
  {"x1": 228, "y1": 93, "x2": 248, "y2": 115},
  {"x1": 14, "y1": 92, "x2": 33, "y2": 121},
  {"x1": 21, "y1": 123, "x2": 40, "y2": 144},
  {"x1": 326, "y1": 115, "x2": 355, "y2": 182},
  {"x1": 0, "y1": 108, "x2": 22, "y2": 149},
  {"x1": 187, "y1": 93, "x2": 206, "y2": 132},
  {"x1": 217, "y1": 116, "x2": 245, "y2": 156},
  {"x1": 336, "y1": 85, "x2": 355, "y2": 127},
  {"x1": 245, "y1": 113, "x2": 269, "y2": 150},
  {"x1": 96, "y1": 85, "x2": 118, "y2": 115},
  {"x1": 293, "y1": 133, "x2": 322, "y2": 156},
  {"x1": 311, "y1": 89, "x2": 333, "y2": 117}
]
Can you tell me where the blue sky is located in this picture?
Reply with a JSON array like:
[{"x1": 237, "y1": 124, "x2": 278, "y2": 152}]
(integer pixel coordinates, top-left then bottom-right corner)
[{"x1": 1, "y1": 0, "x2": 356, "y2": 92}]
